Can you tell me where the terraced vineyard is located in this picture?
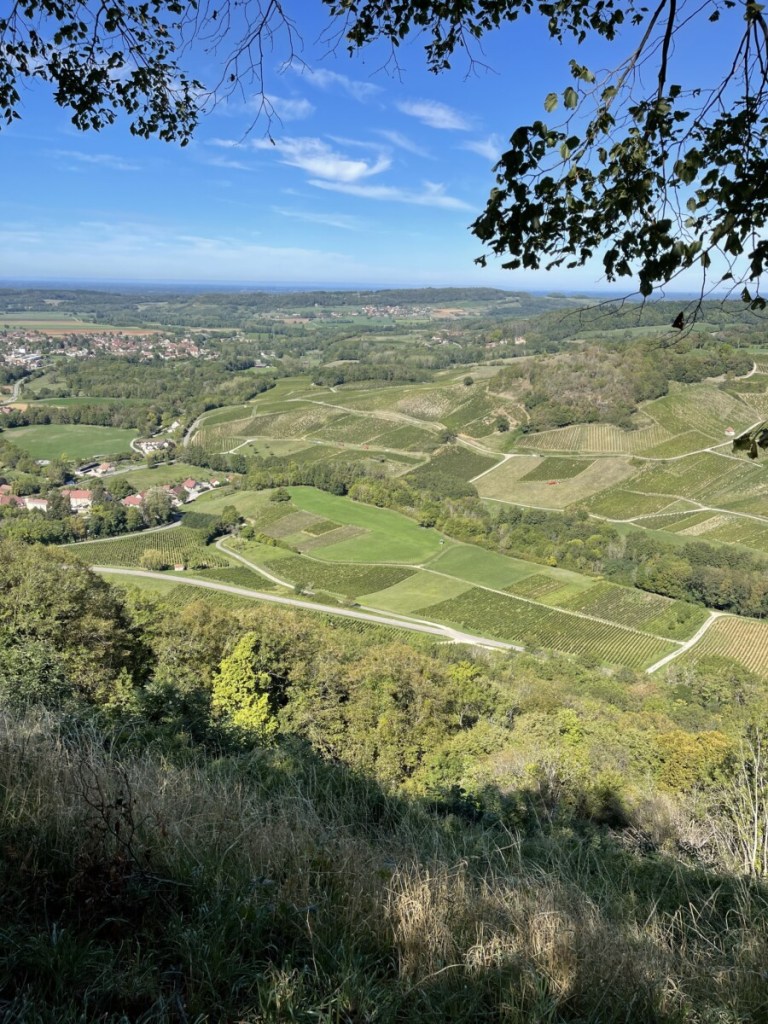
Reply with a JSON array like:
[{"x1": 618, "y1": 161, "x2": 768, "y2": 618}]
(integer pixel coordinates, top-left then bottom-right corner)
[
  {"x1": 442, "y1": 392, "x2": 502, "y2": 434},
  {"x1": 646, "y1": 384, "x2": 755, "y2": 440},
  {"x1": 638, "y1": 431, "x2": 720, "y2": 459},
  {"x1": 426, "y1": 588, "x2": 678, "y2": 668},
  {"x1": 405, "y1": 445, "x2": 499, "y2": 485},
  {"x1": 518, "y1": 421, "x2": 670, "y2": 454},
  {"x1": 586, "y1": 489, "x2": 692, "y2": 519},
  {"x1": 477, "y1": 455, "x2": 635, "y2": 508},
  {"x1": 681, "y1": 616, "x2": 768, "y2": 677},
  {"x1": 631, "y1": 452, "x2": 756, "y2": 502},
  {"x1": 560, "y1": 582, "x2": 707, "y2": 639},
  {"x1": 506, "y1": 573, "x2": 574, "y2": 600},
  {"x1": 69, "y1": 527, "x2": 229, "y2": 568}
]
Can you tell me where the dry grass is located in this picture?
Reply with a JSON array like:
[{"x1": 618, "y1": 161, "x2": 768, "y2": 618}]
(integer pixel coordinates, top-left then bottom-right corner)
[
  {"x1": 1, "y1": 708, "x2": 767, "y2": 1022},
  {"x1": 477, "y1": 456, "x2": 637, "y2": 509}
]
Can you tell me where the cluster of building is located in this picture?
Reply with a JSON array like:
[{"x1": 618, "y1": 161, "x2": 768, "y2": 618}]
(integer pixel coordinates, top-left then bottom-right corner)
[
  {"x1": 0, "y1": 486, "x2": 50, "y2": 511},
  {"x1": 134, "y1": 438, "x2": 176, "y2": 455},
  {"x1": 360, "y1": 304, "x2": 434, "y2": 319},
  {"x1": 119, "y1": 477, "x2": 222, "y2": 509},
  {"x1": 0, "y1": 329, "x2": 215, "y2": 365},
  {"x1": 4, "y1": 346, "x2": 43, "y2": 369},
  {"x1": 0, "y1": 477, "x2": 224, "y2": 514}
]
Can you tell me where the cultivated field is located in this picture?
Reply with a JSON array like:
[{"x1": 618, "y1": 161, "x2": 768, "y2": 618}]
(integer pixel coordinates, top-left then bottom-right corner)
[
  {"x1": 6, "y1": 424, "x2": 138, "y2": 460},
  {"x1": 69, "y1": 526, "x2": 229, "y2": 569},
  {"x1": 425, "y1": 588, "x2": 678, "y2": 669},
  {"x1": 477, "y1": 455, "x2": 636, "y2": 508},
  {"x1": 517, "y1": 421, "x2": 671, "y2": 454},
  {"x1": 680, "y1": 616, "x2": 768, "y2": 677}
]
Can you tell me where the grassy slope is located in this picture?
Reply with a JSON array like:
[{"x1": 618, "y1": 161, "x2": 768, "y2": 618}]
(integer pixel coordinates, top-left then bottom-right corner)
[{"x1": 3, "y1": 709, "x2": 765, "y2": 1024}]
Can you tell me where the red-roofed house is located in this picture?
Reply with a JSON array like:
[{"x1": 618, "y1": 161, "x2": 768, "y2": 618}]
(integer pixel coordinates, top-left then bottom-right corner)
[
  {"x1": 23, "y1": 496, "x2": 49, "y2": 512},
  {"x1": 0, "y1": 494, "x2": 23, "y2": 507},
  {"x1": 64, "y1": 489, "x2": 93, "y2": 511},
  {"x1": 121, "y1": 494, "x2": 144, "y2": 508}
]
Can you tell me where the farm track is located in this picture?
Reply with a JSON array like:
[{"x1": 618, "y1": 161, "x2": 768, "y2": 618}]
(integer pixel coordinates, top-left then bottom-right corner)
[
  {"x1": 591, "y1": 494, "x2": 768, "y2": 527},
  {"x1": 215, "y1": 537, "x2": 293, "y2": 587},
  {"x1": 645, "y1": 611, "x2": 724, "y2": 673},
  {"x1": 182, "y1": 411, "x2": 208, "y2": 447},
  {"x1": 217, "y1": 538, "x2": 686, "y2": 646},
  {"x1": 93, "y1": 567, "x2": 518, "y2": 652}
]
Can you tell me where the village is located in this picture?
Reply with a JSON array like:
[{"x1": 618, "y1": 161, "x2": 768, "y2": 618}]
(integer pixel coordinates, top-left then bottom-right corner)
[
  {"x1": 0, "y1": 329, "x2": 215, "y2": 366},
  {"x1": 0, "y1": 474, "x2": 224, "y2": 515}
]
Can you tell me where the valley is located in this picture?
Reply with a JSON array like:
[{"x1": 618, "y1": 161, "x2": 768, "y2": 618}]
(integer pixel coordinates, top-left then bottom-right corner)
[{"x1": 4, "y1": 286, "x2": 766, "y2": 678}]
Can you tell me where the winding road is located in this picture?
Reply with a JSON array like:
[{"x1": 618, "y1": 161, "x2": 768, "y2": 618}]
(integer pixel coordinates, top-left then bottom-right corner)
[{"x1": 94, "y1": 566, "x2": 519, "y2": 652}]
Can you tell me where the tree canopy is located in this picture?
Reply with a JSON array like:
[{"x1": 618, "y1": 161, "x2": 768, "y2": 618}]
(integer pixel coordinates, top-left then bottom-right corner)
[{"x1": 3, "y1": 0, "x2": 768, "y2": 300}]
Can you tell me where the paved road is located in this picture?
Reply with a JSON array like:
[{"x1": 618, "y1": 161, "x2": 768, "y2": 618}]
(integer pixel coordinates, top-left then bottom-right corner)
[{"x1": 94, "y1": 566, "x2": 519, "y2": 651}]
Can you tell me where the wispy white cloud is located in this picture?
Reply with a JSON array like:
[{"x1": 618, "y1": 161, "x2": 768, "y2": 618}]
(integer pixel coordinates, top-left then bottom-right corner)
[
  {"x1": 287, "y1": 65, "x2": 380, "y2": 100},
  {"x1": 207, "y1": 137, "x2": 243, "y2": 149},
  {"x1": 0, "y1": 226, "x2": 45, "y2": 247},
  {"x1": 204, "y1": 154, "x2": 250, "y2": 171},
  {"x1": 309, "y1": 178, "x2": 472, "y2": 211},
  {"x1": 253, "y1": 136, "x2": 390, "y2": 183},
  {"x1": 374, "y1": 130, "x2": 432, "y2": 159},
  {"x1": 397, "y1": 100, "x2": 471, "y2": 131},
  {"x1": 272, "y1": 206, "x2": 363, "y2": 231},
  {"x1": 462, "y1": 134, "x2": 503, "y2": 162},
  {"x1": 54, "y1": 150, "x2": 140, "y2": 171},
  {"x1": 264, "y1": 94, "x2": 315, "y2": 121},
  {"x1": 0, "y1": 217, "x2": 362, "y2": 283}
]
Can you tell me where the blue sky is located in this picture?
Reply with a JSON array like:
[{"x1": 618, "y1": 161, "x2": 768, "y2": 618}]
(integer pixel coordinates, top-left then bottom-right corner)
[{"x1": 1, "y1": 2, "x2": 724, "y2": 291}]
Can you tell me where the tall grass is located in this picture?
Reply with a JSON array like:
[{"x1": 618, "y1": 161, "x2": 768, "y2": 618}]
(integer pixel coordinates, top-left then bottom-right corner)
[{"x1": 1, "y1": 707, "x2": 767, "y2": 1022}]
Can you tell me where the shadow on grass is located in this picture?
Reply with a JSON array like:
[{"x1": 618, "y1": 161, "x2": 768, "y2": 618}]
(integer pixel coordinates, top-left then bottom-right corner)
[{"x1": 0, "y1": 709, "x2": 766, "y2": 1023}]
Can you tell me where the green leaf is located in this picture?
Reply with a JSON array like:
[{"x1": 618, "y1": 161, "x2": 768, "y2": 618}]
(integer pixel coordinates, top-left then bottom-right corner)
[
  {"x1": 563, "y1": 87, "x2": 578, "y2": 110},
  {"x1": 544, "y1": 92, "x2": 558, "y2": 113}
]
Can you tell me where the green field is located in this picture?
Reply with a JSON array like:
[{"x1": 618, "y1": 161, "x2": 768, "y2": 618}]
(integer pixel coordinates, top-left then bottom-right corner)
[
  {"x1": 261, "y1": 555, "x2": 417, "y2": 598},
  {"x1": 360, "y1": 572, "x2": 473, "y2": 613},
  {"x1": 284, "y1": 487, "x2": 447, "y2": 563},
  {"x1": 6, "y1": 424, "x2": 138, "y2": 460},
  {"x1": 30, "y1": 396, "x2": 148, "y2": 408},
  {"x1": 117, "y1": 462, "x2": 222, "y2": 490},
  {"x1": 520, "y1": 457, "x2": 595, "y2": 481},
  {"x1": 67, "y1": 478, "x2": 721, "y2": 669},
  {"x1": 427, "y1": 544, "x2": 584, "y2": 591}
]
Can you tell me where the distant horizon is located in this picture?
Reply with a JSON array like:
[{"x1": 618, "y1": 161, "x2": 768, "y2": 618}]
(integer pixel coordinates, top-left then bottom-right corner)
[{"x1": 0, "y1": 279, "x2": 707, "y2": 300}]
